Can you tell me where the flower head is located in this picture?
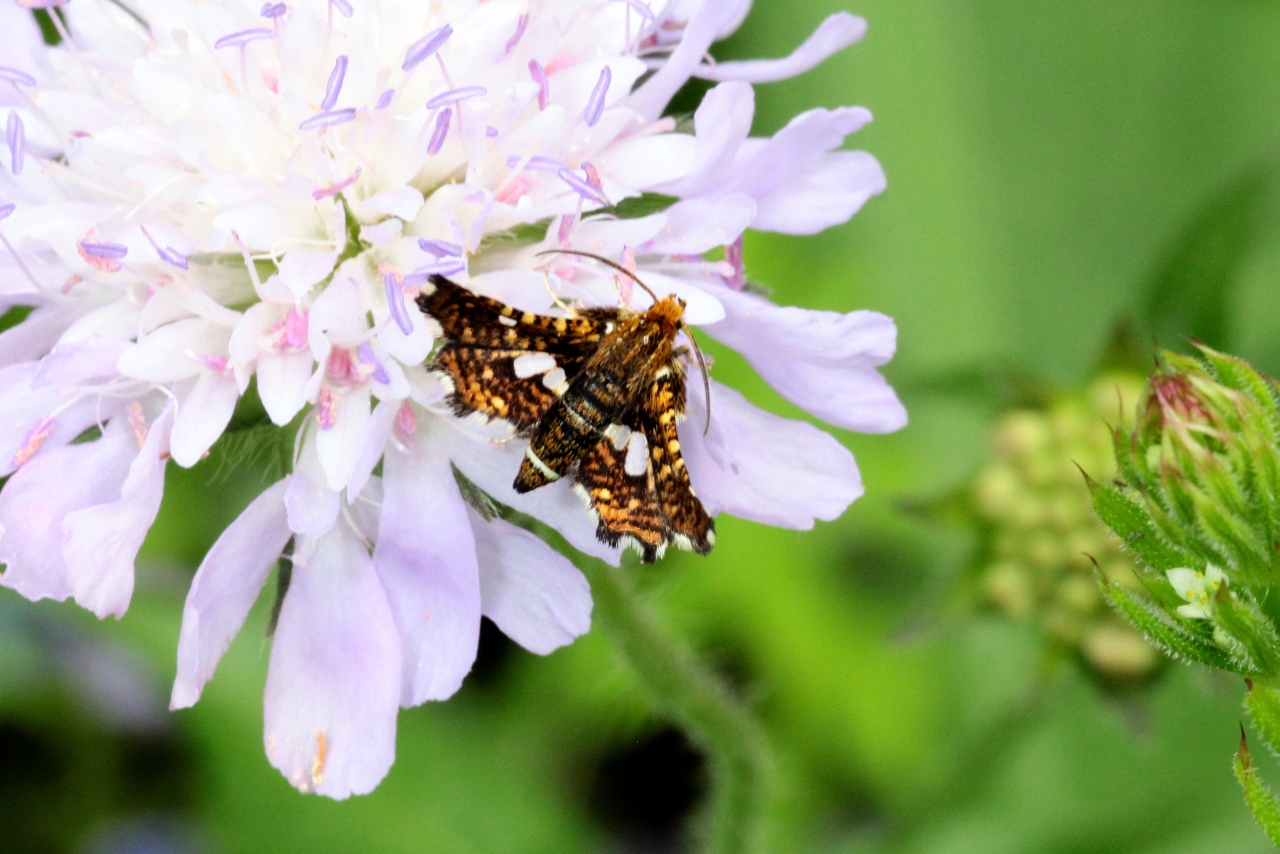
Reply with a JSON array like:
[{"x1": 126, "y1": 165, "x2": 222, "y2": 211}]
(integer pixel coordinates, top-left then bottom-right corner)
[{"x1": 0, "y1": 0, "x2": 903, "y2": 797}]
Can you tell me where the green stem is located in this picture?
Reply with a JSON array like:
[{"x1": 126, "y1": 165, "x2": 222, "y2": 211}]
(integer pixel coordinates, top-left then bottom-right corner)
[{"x1": 586, "y1": 563, "x2": 770, "y2": 854}]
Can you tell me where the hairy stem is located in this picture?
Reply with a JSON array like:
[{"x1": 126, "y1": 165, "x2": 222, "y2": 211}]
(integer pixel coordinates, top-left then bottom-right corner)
[{"x1": 586, "y1": 563, "x2": 770, "y2": 854}]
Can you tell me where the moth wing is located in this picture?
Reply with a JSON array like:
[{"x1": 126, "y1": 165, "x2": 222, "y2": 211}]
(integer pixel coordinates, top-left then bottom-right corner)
[
  {"x1": 416, "y1": 274, "x2": 615, "y2": 352},
  {"x1": 635, "y1": 366, "x2": 715, "y2": 555},
  {"x1": 575, "y1": 433, "x2": 667, "y2": 563},
  {"x1": 433, "y1": 346, "x2": 584, "y2": 437}
]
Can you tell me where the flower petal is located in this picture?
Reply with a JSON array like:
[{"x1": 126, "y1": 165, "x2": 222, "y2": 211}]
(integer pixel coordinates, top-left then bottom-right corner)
[
  {"x1": 171, "y1": 371, "x2": 239, "y2": 467},
  {"x1": 63, "y1": 408, "x2": 173, "y2": 619},
  {"x1": 627, "y1": 1, "x2": 746, "y2": 121},
  {"x1": 751, "y1": 150, "x2": 885, "y2": 235},
  {"x1": 704, "y1": 285, "x2": 906, "y2": 433},
  {"x1": 285, "y1": 430, "x2": 339, "y2": 538},
  {"x1": 263, "y1": 523, "x2": 401, "y2": 799},
  {"x1": 258, "y1": 350, "x2": 314, "y2": 425},
  {"x1": 682, "y1": 380, "x2": 863, "y2": 528},
  {"x1": 694, "y1": 13, "x2": 866, "y2": 83},
  {"x1": 470, "y1": 509, "x2": 591, "y2": 655},
  {"x1": 374, "y1": 436, "x2": 481, "y2": 705},
  {"x1": 651, "y1": 81, "x2": 753, "y2": 198},
  {"x1": 171, "y1": 480, "x2": 291, "y2": 710},
  {"x1": 436, "y1": 417, "x2": 622, "y2": 565},
  {"x1": 315, "y1": 384, "x2": 372, "y2": 492},
  {"x1": 0, "y1": 419, "x2": 135, "y2": 603}
]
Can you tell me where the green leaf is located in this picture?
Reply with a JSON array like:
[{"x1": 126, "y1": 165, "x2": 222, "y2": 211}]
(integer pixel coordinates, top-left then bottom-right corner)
[
  {"x1": 1246, "y1": 683, "x2": 1280, "y2": 759},
  {"x1": 1236, "y1": 730, "x2": 1280, "y2": 846},
  {"x1": 1101, "y1": 580, "x2": 1240, "y2": 672},
  {"x1": 1143, "y1": 160, "x2": 1275, "y2": 349},
  {"x1": 599, "y1": 193, "x2": 681, "y2": 220}
]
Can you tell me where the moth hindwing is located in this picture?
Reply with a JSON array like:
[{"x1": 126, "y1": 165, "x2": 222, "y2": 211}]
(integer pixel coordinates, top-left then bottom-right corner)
[{"x1": 416, "y1": 274, "x2": 715, "y2": 562}]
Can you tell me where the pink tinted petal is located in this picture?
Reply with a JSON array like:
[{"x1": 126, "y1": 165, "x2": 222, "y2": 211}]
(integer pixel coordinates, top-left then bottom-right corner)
[
  {"x1": 116, "y1": 318, "x2": 232, "y2": 382},
  {"x1": 315, "y1": 385, "x2": 371, "y2": 491},
  {"x1": 374, "y1": 439, "x2": 481, "y2": 705},
  {"x1": 0, "y1": 363, "x2": 107, "y2": 477},
  {"x1": 0, "y1": 421, "x2": 135, "y2": 603},
  {"x1": 258, "y1": 350, "x2": 314, "y2": 425},
  {"x1": 704, "y1": 285, "x2": 906, "y2": 433},
  {"x1": 285, "y1": 432, "x2": 339, "y2": 537},
  {"x1": 469, "y1": 509, "x2": 590, "y2": 655},
  {"x1": 695, "y1": 13, "x2": 866, "y2": 83},
  {"x1": 752, "y1": 150, "x2": 885, "y2": 235},
  {"x1": 309, "y1": 275, "x2": 367, "y2": 349},
  {"x1": 652, "y1": 81, "x2": 753, "y2": 197},
  {"x1": 171, "y1": 480, "x2": 290, "y2": 710},
  {"x1": 64, "y1": 408, "x2": 173, "y2": 619},
  {"x1": 627, "y1": 1, "x2": 744, "y2": 121},
  {"x1": 171, "y1": 372, "x2": 239, "y2": 467},
  {"x1": 683, "y1": 381, "x2": 863, "y2": 528},
  {"x1": 264, "y1": 523, "x2": 401, "y2": 799},
  {"x1": 436, "y1": 419, "x2": 621, "y2": 566}
]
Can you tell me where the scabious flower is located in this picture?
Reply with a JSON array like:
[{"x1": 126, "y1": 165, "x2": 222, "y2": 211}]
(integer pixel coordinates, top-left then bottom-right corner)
[{"x1": 0, "y1": 0, "x2": 903, "y2": 797}]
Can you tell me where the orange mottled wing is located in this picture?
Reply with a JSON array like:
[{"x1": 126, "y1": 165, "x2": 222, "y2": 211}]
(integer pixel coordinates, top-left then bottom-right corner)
[
  {"x1": 432, "y1": 346, "x2": 586, "y2": 437},
  {"x1": 574, "y1": 434, "x2": 667, "y2": 562}
]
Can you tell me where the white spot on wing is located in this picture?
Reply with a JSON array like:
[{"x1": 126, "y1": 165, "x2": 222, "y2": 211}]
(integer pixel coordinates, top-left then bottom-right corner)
[
  {"x1": 624, "y1": 431, "x2": 649, "y2": 477},
  {"x1": 498, "y1": 315, "x2": 518, "y2": 327},
  {"x1": 513, "y1": 352, "x2": 557, "y2": 378},
  {"x1": 607, "y1": 424, "x2": 631, "y2": 450},
  {"x1": 542, "y1": 367, "x2": 567, "y2": 392}
]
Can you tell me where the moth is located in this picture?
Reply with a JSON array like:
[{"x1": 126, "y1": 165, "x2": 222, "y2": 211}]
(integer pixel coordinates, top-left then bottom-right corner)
[{"x1": 416, "y1": 250, "x2": 715, "y2": 562}]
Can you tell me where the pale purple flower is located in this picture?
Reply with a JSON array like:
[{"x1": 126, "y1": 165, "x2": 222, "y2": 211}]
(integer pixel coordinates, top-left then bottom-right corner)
[{"x1": 0, "y1": 0, "x2": 903, "y2": 798}]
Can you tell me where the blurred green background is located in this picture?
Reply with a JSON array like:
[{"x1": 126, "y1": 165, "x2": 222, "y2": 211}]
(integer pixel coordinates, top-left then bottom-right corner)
[{"x1": 7, "y1": 1, "x2": 1280, "y2": 851}]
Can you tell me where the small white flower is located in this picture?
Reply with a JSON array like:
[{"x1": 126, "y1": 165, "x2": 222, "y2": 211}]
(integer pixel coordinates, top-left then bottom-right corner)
[{"x1": 1167, "y1": 564, "x2": 1228, "y2": 619}]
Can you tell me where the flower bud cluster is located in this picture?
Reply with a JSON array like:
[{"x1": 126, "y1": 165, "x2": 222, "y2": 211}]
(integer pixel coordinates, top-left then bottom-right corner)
[
  {"x1": 1091, "y1": 346, "x2": 1280, "y2": 679},
  {"x1": 973, "y1": 374, "x2": 1158, "y2": 681}
]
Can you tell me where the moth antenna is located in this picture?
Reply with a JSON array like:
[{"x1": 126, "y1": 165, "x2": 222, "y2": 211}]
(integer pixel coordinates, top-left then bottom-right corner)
[
  {"x1": 536, "y1": 248, "x2": 660, "y2": 303},
  {"x1": 536, "y1": 248, "x2": 712, "y2": 433},
  {"x1": 542, "y1": 269, "x2": 574, "y2": 313},
  {"x1": 686, "y1": 324, "x2": 712, "y2": 435}
]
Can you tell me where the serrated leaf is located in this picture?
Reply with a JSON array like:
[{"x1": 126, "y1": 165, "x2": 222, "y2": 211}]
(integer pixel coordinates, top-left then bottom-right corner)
[
  {"x1": 1088, "y1": 480, "x2": 1184, "y2": 571},
  {"x1": 1236, "y1": 732, "x2": 1280, "y2": 846},
  {"x1": 1102, "y1": 581, "x2": 1240, "y2": 672},
  {"x1": 1215, "y1": 592, "x2": 1280, "y2": 676},
  {"x1": 1143, "y1": 161, "x2": 1274, "y2": 349},
  {"x1": 1246, "y1": 684, "x2": 1280, "y2": 760}
]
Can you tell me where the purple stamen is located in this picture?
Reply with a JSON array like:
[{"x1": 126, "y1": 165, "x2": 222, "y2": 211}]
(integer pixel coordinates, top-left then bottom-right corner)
[
  {"x1": 726, "y1": 235, "x2": 745, "y2": 290},
  {"x1": 0, "y1": 67, "x2": 37, "y2": 87},
  {"x1": 403, "y1": 25, "x2": 453, "y2": 71},
  {"x1": 214, "y1": 27, "x2": 276, "y2": 49},
  {"x1": 330, "y1": 0, "x2": 353, "y2": 17},
  {"x1": 383, "y1": 271, "x2": 414, "y2": 334},
  {"x1": 321, "y1": 55, "x2": 348, "y2": 111},
  {"x1": 260, "y1": 2, "x2": 287, "y2": 18},
  {"x1": 6, "y1": 112, "x2": 24, "y2": 175},
  {"x1": 425, "y1": 85, "x2": 486, "y2": 110},
  {"x1": 0, "y1": 203, "x2": 14, "y2": 222},
  {"x1": 485, "y1": 125, "x2": 499, "y2": 138},
  {"x1": 615, "y1": 0, "x2": 657, "y2": 22},
  {"x1": 299, "y1": 108, "x2": 356, "y2": 131},
  {"x1": 418, "y1": 238, "x2": 462, "y2": 257},
  {"x1": 357, "y1": 343, "x2": 391, "y2": 384},
  {"x1": 529, "y1": 59, "x2": 549, "y2": 109},
  {"x1": 403, "y1": 259, "x2": 467, "y2": 286},
  {"x1": 506, "y1": 154, "x2": 566, "y2": 172},
  {"x1": 158, "y1": 246, "x2": 189, "y2": 270},
  {"x1": 426, "y1": 108, "x2": 451, "y2": 155},
  {"x1": 584, "y1": 66, "x2": 611, "y2": 127},
  {"x1": 558, "y1": 167, "x2": 609, "y2": 206},
  {"x1": 504, "y1": 13, "x2": 529, "y2": 55},
  {"x1": 313, "y1": 166, "x2": 361, "y2": 200},
  {"x1": 373, "y1": 88, "x2": 395, "y2": 110},
  {"x1": 79, "y1": 240, "x2": 129, "y2": 260}
]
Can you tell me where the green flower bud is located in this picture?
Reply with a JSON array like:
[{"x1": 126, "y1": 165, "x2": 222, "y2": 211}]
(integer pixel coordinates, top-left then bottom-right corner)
[
  {"x1": 1090, "y1": 345, "x2": 1280, "y2": 680},
  {"x1": 971, "y1": 373, "x2": 1158, "y2": 682}
]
